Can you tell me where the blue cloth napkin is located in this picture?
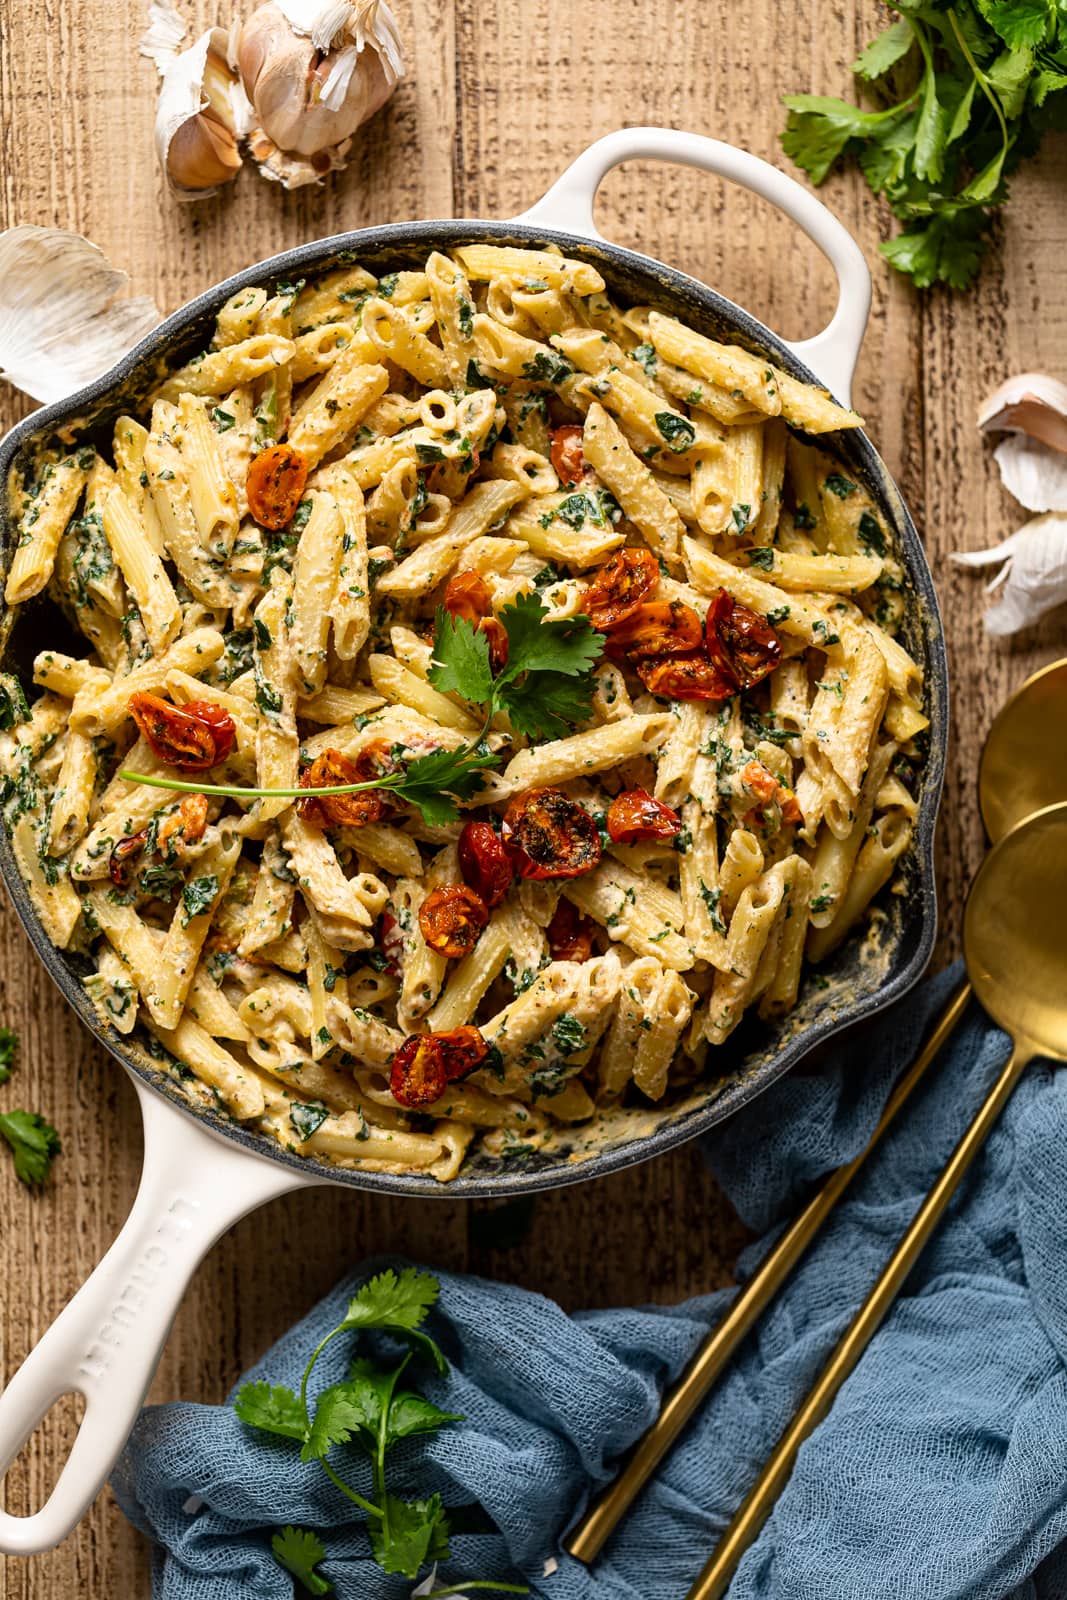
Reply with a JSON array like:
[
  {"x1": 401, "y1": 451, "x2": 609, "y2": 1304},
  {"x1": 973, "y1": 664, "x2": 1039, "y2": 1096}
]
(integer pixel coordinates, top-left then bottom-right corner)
[{"x1": 112, "y1": 964, "x2": 1067, "y2": 1599}]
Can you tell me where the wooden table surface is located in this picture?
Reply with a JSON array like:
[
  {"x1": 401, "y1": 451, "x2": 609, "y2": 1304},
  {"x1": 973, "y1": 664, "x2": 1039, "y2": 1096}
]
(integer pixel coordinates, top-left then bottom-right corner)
[{"x1": 0, "y1": 0, "x2": 1065, "y2": 1591}]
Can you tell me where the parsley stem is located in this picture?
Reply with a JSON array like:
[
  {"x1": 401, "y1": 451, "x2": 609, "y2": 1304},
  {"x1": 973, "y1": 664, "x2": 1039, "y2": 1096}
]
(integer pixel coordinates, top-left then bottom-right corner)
[
  {"x1": 319, "y1": 1458, "x2": 381, "y2": 1520},
  {"x1": 118, "y1": 769, "x2": 399, "y2": 802},
  {"x1": 428, "y1": 1584, "x2": 530, "y2": 1597},
  {"x1": 946, "y1": 8, "x2": 1009, "y2": 159}
]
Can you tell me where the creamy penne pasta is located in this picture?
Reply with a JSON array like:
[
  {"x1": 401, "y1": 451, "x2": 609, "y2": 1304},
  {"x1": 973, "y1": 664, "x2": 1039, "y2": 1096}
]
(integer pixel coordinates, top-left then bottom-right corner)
[{"x1": 0, "y1": 251, "x2": 925, "y2": 1182}]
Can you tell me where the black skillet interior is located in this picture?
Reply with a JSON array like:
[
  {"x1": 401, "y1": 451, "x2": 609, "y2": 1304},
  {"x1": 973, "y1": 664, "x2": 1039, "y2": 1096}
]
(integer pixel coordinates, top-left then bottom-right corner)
[{"x1": 0, "y1": 220, "x2": 949, "y2": 1197}]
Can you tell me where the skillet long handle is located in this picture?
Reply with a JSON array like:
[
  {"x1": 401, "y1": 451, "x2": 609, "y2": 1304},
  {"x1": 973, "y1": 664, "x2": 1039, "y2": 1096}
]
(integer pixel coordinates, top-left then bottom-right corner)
[
  {"x1": 564, "y1": 979, "x2": 973, "y2": 1566},
  {"x1": 0, "y1": 1081, "x2": 309, "y2": 1554},
  {"x1": 512, "y1": 126, "x2": 872, "y2": 404}
]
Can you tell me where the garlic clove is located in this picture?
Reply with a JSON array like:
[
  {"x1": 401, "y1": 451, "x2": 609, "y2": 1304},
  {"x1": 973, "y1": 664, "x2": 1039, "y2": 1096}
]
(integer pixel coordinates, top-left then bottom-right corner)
[
  {"x1": 951, "y1": 511, "x2": 1067, "y2": 637},
  {"x1": 154, "y1": 27, "x2": 244, "y2": 199},
  {"x1": 239, "y1": 0, "x2": 403, "y2": 161},
  {"x1": 978, "y1": 372, "x2": 1067, "y2": 455},
  {"x1": 167, "y1": 106, "x2": 243, "y2": 189},
  {"x1": 0, "y1": 227, "x2": 162, "y2": 405}
]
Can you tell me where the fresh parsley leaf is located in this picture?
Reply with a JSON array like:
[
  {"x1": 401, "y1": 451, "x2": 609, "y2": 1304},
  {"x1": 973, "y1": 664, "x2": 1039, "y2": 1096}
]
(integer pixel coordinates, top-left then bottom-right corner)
[
  {"x1": 342, "y1": 1267, "x2": 439, "y2": 1330},
  {"x1": 181, "y1": 874, "x2": 219, "y2": 924},
  {"x1": 0, "y1": 1110, "x2": 61, "y2": 1186},
  {"x1": 272, "y1": 1527, "x2": 333, "y2": 1595},
  {"x1": 428, "y1": 611, "x2": 494, "y2": 704},
  {"x1": 391, "y1": 744, "x2": 501, "y2": 826},
  {"x1": 853, "y1": 18, "x2": 914, "y2": 81},
  {"x1": 0, "y1": 1027, "x2": 18, "y2": 1085},
  {"x1": 233, "y1": 1380, "x2": 307, "y2": 1441},
  {"x1": 290, "y1": 1101, "x2": 329, "y2": 1142},
  {"x1": 369, "y1": 1493, "x2": 451, "y2": 1578},
  {"x1": 496, "y1": 591, "x2": 603, "y2": 680},
  {"x1": 654, "y1": 411, "x2": 696, "y2": 453},
  {"x1": 302, "y1": 1373, "x2": 383, "y2": 1461}
]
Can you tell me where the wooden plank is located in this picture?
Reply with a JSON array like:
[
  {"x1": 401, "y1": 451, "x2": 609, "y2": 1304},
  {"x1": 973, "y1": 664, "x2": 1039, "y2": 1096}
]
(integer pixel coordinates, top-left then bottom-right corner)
[{"x1": 0, "y1": 0, "x2": 1060, "y2": 1590}]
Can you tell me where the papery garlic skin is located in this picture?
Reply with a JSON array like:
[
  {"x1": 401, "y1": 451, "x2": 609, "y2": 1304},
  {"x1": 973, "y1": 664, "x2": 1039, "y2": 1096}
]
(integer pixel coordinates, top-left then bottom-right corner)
[
  {"x1": 151, "y1": 26, "x2": 245, "y2": 198},
  {"x1": 951, "y1": 512, "x2": 1067, "y2": 636},
  {"x1": 238, "y1": 0, "x2": 403, "y2": 161},
  {"x1": 978, "y1": 372, "x2": 1067, "y2": 456},
  {"x1": 992, "y1": 434, "x2": 1067, "y2": 515},
  {"x1": 0, "y1": 227, "x2": 162, "y2": 405}
]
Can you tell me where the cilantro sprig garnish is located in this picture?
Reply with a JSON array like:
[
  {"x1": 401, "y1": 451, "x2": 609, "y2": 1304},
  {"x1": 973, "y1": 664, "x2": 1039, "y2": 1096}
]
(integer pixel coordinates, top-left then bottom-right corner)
[
  {"x1": 428, "y1": 590, "x2": 605, "y2": 741},
  {"x1": 119, "y1": 594, "x2": 604, "y2": 825},
  {"x1": 234, "y1": 1268, "x2": 528, "y2": 1594},
  {"x1": 781, "y1": 2, "x2": 1067, "y2": 289}
]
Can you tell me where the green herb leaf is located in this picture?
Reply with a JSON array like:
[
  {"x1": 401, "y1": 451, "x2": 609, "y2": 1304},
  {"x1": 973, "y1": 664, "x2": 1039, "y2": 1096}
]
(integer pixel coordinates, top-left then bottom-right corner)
[
  {"x1": 428, "y1": 611, "x2": 494, "y2": 704},
  {"x1": 233, "y1": 1380, "x2": 307, "y2": 1441},
  {"x1": 0, "y1": 1110, "x2": 60, "y2": 1187},
  {"x1": 290, "y1": 1100, "x2": 329, "y2": 1142},
  {"x1": 181, "y1": 873, "x2": 220, "y2": 924},
  {"x1": 339, "y1": 1267, "x2": 447, "y2": 1373},
  {"x1": 390, "y1": 744, "x2": 501, "y2": 827},
  {"x1": 272, "y1": 1527, "x2": 333, "y2": 1595},
  {"x1": 654, "y1": 411, "x2": 696, "y2": 453},
  {"x1": 0, "y1": 1027, "x2": 18, "y2": 1085},
  {"x1": 853, "y1": 18, "x2": 914, "y2": 80},
  {"x1": 369, "y1": 1493, "x2": 451, "y2": 1578}
]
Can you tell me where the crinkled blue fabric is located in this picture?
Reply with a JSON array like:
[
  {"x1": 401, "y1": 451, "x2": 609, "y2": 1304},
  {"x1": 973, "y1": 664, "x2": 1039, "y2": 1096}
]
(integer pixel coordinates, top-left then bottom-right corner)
[{"x1": 113, "y1": 965, "x2": 1067, "y2": 1599}]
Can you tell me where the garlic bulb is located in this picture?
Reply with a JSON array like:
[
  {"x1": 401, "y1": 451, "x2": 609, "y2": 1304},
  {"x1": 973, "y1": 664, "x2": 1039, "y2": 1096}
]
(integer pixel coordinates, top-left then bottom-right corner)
[
  {"x1": 951, "y1": 513, "x2": 1067, "y2": 637},
  {"x1": 238, "y1": 0, "x2": 403, "y2": 178},
  {"x1": 0, "y1": 227, "x2": 162, "y2": 405}
]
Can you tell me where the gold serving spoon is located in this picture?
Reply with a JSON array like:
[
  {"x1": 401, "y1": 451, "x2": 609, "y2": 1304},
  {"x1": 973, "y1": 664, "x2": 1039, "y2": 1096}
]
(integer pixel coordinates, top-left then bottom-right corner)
[
  {"x1": 690, "y1": 799, "x2": 1067, "y2": 1599},
  {"x1": 564, "y1": 657, "x2": 1067, "y2": 1570}
]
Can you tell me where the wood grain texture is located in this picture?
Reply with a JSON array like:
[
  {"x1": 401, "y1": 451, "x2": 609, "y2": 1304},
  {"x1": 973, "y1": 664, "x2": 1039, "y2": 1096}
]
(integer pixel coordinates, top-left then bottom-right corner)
[{"x1": 0, "y1": 0, "x2": 1063, "y2": 1590}]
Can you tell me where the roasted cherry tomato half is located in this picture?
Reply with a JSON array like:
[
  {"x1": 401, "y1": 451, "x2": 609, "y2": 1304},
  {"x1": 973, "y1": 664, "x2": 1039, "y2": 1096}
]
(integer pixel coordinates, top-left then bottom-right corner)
[
  {"x1": 604, "y1": 600, "x2": 704, "y2": 661},
  {"x1": 739, "y1": 760, "x2": 804, "y2": 828},
  {"x1": 158, "y1": 792, "x2": 209, "y2": 853},
  {"x1": 606, "y1": 787, "x2": 682, "y2": 844},
  {"x1": 390, "y1": 1034, "x2": 447, "y2": 1107},
  {"x1": 458, "y1": 819, "x2": 514, "y2": 908},
  {"x1": 580, "y1": 548, "x2": 660, "y2": 631},
  {"x1": 546, "y1": 897, "x2": 596, "y2": 962},
  {"x1": 390, "y1": 1024, "x2": 489, "y2": 1107},
  {"x1": 635, "y1": 653, "x2": 737, "y2": 702},
  {"x1": 705, "y1": 588, "x2": 783, "y2": 690},
  {"x1": 108, "y1": 829, "x2": 148, "y2": 889},
  {"x1": 502, "y1": 788, "x2": 602, "y2": 880},
  {"x1": 246, "y1": 442, "x2": 309, "y2": 531},
  {"x1": 436, "y1": 1024, "x2": 490, "y2": 1082},
  {"x1": 418, "y1": 884, "x2": 489, "y2": 958},
  {"x1": 128, "y1": 692, "x2": 237, "y2": 772},
  {"x1": 550, "y1": 424, "x2": 586, "y2": 488},
  {"x1": 298, "y1": 747, "x2": 394, "y2": 829},
  {"x1": 444, "y1": 567, "x2": 493, "y2": 624},
  {"x1": 478, "y1": 616, "x2": 509, "y2": 673}
]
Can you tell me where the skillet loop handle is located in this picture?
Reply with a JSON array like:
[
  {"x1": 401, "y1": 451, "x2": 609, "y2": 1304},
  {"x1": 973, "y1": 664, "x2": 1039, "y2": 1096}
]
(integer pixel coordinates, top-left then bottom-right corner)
[
  {"x1": 0, "y1": 1082, "x2": 309, "y2": 1554},
  {"x1": 513, "y1": 126, "x2": 872, "y2": 407}
]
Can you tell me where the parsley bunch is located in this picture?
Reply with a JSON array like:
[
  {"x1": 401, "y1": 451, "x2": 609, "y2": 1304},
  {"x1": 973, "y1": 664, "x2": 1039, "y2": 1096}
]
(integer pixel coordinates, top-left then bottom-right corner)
[
  {"x1": 121, "y1": 594, "x2": 604, "y2": 826},
  {"x1": 782, "y1": 1, "x2": 1067, "y2": 288},
  {"x1": 0, "y1": 1029, "x2": 62, "y2": 1187},
  {"x1": 234, "y1": 1268, "x2": 528, "y2": 1595}
]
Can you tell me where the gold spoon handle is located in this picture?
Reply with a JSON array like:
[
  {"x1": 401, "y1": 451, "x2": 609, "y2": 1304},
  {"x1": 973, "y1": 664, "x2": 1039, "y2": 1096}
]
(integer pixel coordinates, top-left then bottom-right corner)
[
  {"x1": 565, "y1": 979, "x2": 973, "y2": 1567},
  {"x1": 687, "y1": 1030, "x2": 1033, "y2": 1600}
]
